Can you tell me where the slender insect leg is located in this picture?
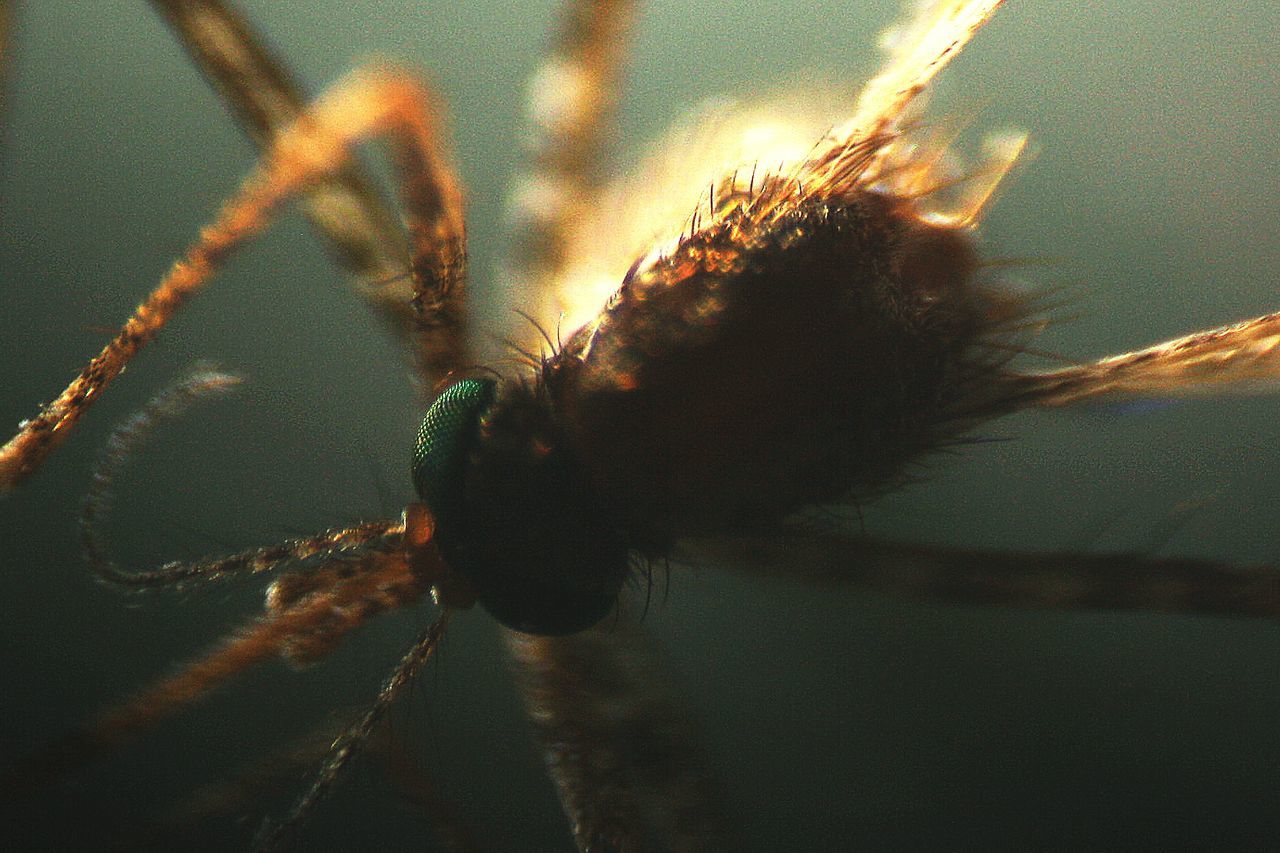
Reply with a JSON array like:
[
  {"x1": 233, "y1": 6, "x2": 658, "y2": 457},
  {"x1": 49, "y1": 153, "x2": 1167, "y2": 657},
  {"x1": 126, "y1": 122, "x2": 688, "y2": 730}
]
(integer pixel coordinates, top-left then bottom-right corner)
[
  {"x1": 0, "y1": 68, "x2": 467, "y2": 492},
  {"x1": 505, "y1": 622, "x2": 739, "y2": 853},
  {"x1": 506, "y1": 627, "x2": 646, "y2": 852},
  {"x1": 148, "y1": 0, "x2": 406, "y2": 280},
  {"x1": 0, "y1": 548, "x2": 423, "y2": 797},
  {"x1": 683, "y1": 530, "x2": 1280, "y2": 620},
  {"x1": 255, "y1": 609, "x2": 451, "y2": 852},
  {"x1": 134, "y1": 717, "x2": 348, "y2": 847},
  {"x1": 148, "y1": 0, "x2": 405, "y2": 313},
  {"x1": 1, "y1": 594, "x2": 346, "y2": 797},
  {"x1": 149, "y1": 0, "x2": 471, "y2": 385},
  {"x1": 507, "y1": 0, "x2": 636, "y2": 298}
]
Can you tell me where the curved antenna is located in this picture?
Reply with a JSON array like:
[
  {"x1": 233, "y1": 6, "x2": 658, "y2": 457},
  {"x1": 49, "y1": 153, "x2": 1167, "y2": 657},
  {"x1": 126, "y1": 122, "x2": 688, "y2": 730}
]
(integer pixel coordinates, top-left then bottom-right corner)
[
  {"x1": 148, "y1": 0, "x2": 476, "y2": 387},
  {"x1": 79, "y1": 365, "x2": 238, "y2": 584},
  {"x1": 79, "y1": 366, "x2": 403, "y2": 588}
]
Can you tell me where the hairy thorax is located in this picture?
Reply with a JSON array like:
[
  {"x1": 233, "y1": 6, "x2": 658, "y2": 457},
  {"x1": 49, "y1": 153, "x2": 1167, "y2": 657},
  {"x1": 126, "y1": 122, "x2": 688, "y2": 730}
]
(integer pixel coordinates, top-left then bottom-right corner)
[{"x1": 549, "y1": 188, "x2": 1012, "y2": 544}]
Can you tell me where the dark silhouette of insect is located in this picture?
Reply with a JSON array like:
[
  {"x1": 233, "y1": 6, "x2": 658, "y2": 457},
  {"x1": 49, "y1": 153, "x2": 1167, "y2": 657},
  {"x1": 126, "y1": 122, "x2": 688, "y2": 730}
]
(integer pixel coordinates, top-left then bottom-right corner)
[{"x1": 2, "y1": 0, "x2": 1279, "y2": 849}]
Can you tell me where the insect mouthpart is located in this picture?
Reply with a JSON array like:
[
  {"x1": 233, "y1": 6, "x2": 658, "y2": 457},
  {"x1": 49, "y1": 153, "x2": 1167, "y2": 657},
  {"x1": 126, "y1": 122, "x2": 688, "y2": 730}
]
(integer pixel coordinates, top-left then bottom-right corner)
[{"x1": 413, "y1": 377, "x2": 630, "y2": 635}]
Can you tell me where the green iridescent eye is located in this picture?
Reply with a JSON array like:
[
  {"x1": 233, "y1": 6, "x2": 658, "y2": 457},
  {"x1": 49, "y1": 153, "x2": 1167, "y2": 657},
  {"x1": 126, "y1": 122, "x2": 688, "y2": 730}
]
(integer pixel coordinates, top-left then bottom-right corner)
[{"x1": 412, "y1": 378, "x2": 496, "y2": 531}]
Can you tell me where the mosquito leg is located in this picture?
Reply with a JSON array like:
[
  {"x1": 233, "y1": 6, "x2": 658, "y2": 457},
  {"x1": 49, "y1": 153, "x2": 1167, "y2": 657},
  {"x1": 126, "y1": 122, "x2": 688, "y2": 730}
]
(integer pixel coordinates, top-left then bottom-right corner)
[
  {"x1": 1, "y1": 548, "x2": 424, "y2": 797},
  {"x1": 683, "y1": 529, "x2": 1280, "y2": 620},
  {"x1": 505, "y1": 620, "x2": 739, "y2": 853},
  {"x1": 132, "y1": 716, "x2": 347, "y2": 848},
  {"x1": 131, "y1": 712, "x2": 487, "y2": 852},
  {"x1": 508, "y1": 0, "x2": 637, "y2": 296},
  {"x1": 148, "y1": 0, "x2": 472, "y2": 385},
  {"x1": 254, "y1": 609, "x2": 451, "y2": 852},
  {"x1": 506, "y1": 627, "x2": 646, "y2": 852},
  {"x1": 0, "y1": 67, "x2": 467, "y2": 492},
  {"x1": 0, "y1": 593, "x2": 340, "y2": 797},
  {"x1": 1003, "y1": 310, "x2": 1280, "y2": 410},
  {"x1": 148, "y1": 0, "x2": 405, "y2": 281}
]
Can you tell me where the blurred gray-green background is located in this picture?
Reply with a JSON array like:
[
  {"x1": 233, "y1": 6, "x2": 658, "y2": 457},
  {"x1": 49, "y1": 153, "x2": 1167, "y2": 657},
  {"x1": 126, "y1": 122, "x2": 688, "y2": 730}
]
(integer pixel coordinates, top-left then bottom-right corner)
[{"x1": 2, "y1": 1, "x2": 1279, "y2": 849}]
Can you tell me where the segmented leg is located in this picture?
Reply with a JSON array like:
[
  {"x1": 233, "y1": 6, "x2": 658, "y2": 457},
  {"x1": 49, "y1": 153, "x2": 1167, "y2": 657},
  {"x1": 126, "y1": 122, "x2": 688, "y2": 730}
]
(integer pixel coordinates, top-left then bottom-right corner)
[
  {"x1": 149, "y1": 0, "x2": 470, "y2": 384},
  {"x1": 1, "y1": 547, "x2": 426, "y2": 798},
  {"x1": 78, "y1": 363, "x2": 403, "y2": 589},
  {"x1": 254, "y1": 609, "x2": 451, "y2": 853},
  {"x1": 1004, "y1": 310, "x2": 1280, "y2": 410},
  {"x1": 132, "y1": 717, "x2": 347, "y2": 848},
  {"x1": 0, "y1": 67, "x2": 466, "y2": 492},
  {"x1": 507, "y1": 0, "x2": 636, "y2": 297},
  {"x1": 682, "y1": 529, "x2": 1280, "y2": 620},
  {"x1": 506, "y1": 621, "x2": 739, "y2": 853},
  {"x1": 148, "y1": 0, "x2": 404, "y2": 282}
]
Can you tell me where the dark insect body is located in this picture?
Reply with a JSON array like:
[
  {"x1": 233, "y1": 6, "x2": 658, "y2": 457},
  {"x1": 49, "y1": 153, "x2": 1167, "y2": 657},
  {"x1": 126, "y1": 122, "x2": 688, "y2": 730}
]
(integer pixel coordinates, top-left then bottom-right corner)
[
  {"x1": 422, "y1": 187, "x2": 1015, "y2": 635},
  {"x1": 2, "y1": 0, "x2": 1280, "y2": 850}
]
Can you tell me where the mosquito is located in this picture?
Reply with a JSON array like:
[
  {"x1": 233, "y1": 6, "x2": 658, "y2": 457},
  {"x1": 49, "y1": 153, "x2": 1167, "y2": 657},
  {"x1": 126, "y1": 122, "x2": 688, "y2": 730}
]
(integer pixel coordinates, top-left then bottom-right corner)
[{"x1": 2, "y1": 0, "x2": 1278, "y2": 849}]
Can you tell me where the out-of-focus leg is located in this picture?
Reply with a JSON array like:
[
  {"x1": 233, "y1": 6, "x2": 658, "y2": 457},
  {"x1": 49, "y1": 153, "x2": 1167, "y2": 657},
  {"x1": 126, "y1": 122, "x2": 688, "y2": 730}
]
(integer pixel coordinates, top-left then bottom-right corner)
[
  {"x1": 0, "y1": 68, "x2": 465, "y2": 492},
  {"x1": 149, "y1": 0, "x2": 471, "y2": 384},
  {"x1": 506, "y1": 621, "x2": 739, "y2": 853},
  {"x1": 683, "y1": 528, "x2": 1280, "y2": 620}
]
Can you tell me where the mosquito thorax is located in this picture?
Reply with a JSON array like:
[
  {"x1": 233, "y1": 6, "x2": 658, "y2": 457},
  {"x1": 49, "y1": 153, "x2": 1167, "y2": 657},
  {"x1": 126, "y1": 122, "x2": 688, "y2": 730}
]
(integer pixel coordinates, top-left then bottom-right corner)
[
  {"x1": 553, "y1": 189, "x2": 1015, "y2": 539},
  {"x1": 412, "y1": 377, "x2": 629, "y2": 635}
]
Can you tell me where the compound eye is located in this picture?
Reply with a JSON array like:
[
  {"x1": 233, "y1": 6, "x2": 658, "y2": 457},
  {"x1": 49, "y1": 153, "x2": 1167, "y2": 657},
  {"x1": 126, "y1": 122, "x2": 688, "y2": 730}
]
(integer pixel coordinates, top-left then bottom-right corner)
[{"x1": 411, "y1": 378, "x2": 496, "y2": 533}]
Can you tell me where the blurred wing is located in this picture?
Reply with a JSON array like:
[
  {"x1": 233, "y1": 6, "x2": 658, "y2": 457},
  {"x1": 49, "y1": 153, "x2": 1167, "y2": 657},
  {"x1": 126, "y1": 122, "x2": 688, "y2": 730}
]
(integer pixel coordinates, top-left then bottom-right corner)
[
  {"x1": 546, "y1": 0, "x2": 1013, "y2": 337},
  {"x1": 505, "y1": 620, "x2": 738, "y2": 852},
  {"x1": 679, "y1": 527, "x2": 1280, "y2": 620}
]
